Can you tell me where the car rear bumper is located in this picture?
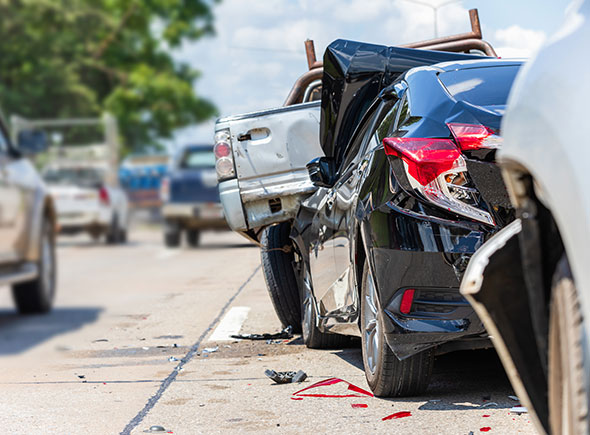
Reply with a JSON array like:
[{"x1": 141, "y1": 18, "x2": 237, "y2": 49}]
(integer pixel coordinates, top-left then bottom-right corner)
[
  {"x1": 56, "y1": 211, "x2": 109, "y2": 231},
  {"x1": 162, "y1": 202, "x2": 227, "y2": 228},
  {"x1": 366, "y1": 206, "x2": 492, "y2": 359}
]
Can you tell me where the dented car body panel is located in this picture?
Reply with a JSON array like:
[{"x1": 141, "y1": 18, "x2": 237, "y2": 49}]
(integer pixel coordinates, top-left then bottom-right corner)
[{"x1": 215, "y1": 101, "x2": 323, "y2": 235}]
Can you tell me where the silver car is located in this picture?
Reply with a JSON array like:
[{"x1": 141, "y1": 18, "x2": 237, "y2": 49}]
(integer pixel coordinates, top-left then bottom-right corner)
[
  {"x1": 461, "y1": 2, "x2": 590, "y2": 433},
  {"x1": 0, "y1": 118, "x2": 57, "y2": 313}
]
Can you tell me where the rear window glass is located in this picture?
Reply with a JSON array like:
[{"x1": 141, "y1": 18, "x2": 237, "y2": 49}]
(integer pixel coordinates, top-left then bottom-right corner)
[
  {"x1": 43, "y1": 167, "x2": 104, "y2": 187},
  {"x1": 179, "y1": 149, "x2": 215, "y2": 169},
  {"x1": 438, "y1": 65, "x2": 520, "y2": 106}
]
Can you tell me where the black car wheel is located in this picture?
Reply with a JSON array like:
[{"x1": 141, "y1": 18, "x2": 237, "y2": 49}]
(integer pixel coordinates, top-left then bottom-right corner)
[
  {"x1": 12, "y1": 218, "x2": 56, "y2": 314},
  {"x1": 360, "y1": 259, "x2": 433, "y2": 397},
  {"x1": 106, "y1": 215, "x2": 121, "y2": 244},
  {"x1": 549, "y1": 254, "x2": 588, "y2": 435},
  {"x1": 260, "y1": 223, "x2": 302, "y2": 333},
  {"x1": 300, "y1": 262, "x2": 350, "y2": 349},
  {"x1": 186, "y1": 229, "x2": 200, "y2": 247},
  {"x1": 164, "y1": 220, "x2": 181, "y2": 248}
]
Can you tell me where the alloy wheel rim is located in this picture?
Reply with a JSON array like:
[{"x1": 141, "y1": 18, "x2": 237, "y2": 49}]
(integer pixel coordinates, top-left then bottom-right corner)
[{"x1": 363, "y1": 268, "x2": 380, "y2": 375}]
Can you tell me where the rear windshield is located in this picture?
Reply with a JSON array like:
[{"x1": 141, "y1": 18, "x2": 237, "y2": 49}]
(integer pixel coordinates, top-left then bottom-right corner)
[
  {"x1": 179, "y1": 149, "x2": 215, "y2": 169},
  {"x1": 438, "y1": 65, "x2": 521, "y2": 106},
  {"x1": 43, "y1": 167, "x2": 104, "y2": 187}
]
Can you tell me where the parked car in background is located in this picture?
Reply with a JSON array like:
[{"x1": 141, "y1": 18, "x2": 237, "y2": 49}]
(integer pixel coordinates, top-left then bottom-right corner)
[
  {"x1": 461, "y1": 2, "x2": 590, "y2": 433},
  {"x1": 288, "y1": 40, "x2": 522, "y2": 397},
  {"x1": 0, "y1": 117, "x2": 57, "y2": 314},
  {"x1": 44, "y1": 163, "x2": 129, "y2": 244},
  {"x1": 161, "y1": 144, "x2": 226, "y2": 247}
]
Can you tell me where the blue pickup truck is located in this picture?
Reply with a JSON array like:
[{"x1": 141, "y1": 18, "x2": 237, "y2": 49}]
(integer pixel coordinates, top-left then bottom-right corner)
[{"x1": 160, "y1": 144, "x2": 226, "y2": 247}]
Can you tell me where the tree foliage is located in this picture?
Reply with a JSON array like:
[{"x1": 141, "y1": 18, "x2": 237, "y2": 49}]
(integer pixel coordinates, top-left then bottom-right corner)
[{"x1": 0, "y1": 0, "x2": 217, "y2": 153}]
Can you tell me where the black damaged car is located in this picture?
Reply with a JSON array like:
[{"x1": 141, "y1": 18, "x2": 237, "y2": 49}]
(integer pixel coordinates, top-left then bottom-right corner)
[{"x1": 290, "y1": 40, "x2": 522, "y2": 396}]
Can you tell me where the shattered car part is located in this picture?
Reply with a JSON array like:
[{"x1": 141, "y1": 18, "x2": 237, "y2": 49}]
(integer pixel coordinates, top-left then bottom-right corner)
[
  {"x1": 291, "y1": 377, "x2": 373, "y2": 398},
  {"x1": 202, "y1": 346, "x2": 218, "y2": 353},
  {"x1": 382, "y1": 411, "x2": 412, "y2": 421},
  {"x1": 264, "y1": 369, "x2": 307, "y2": 384},
  {"x1": 231, "y1": 326, "x2": 293, "y2": 341}
]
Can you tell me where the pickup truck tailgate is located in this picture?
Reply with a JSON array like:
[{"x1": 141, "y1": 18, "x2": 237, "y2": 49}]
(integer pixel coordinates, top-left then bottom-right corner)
[{"x1": 216, "y1": 101, "x2": 323, "y2": 231}]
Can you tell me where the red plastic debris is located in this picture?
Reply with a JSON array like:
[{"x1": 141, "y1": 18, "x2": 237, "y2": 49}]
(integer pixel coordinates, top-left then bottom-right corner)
[
  {"x1": 483, "y1": 415, "x2": 490, "y2": 418},
  {"x1": 480, "y1": 428, "x2": 491, "y2": 432},
  {"x1": 382, "y1": 411, "x2": 412, "y2": 421},
  {"x1": 290, "y1": 397, "x2": 303, "y2": 401},
  {"x1": 351, "y1": 404, "x2": 368, "y2": 408},
  {"x1": 291, "y1": 377, "x2": 374, "y2": 399}
]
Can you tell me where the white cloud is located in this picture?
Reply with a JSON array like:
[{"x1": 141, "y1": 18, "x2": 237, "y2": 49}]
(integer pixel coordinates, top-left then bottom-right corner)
[{"x1": 493, "y1": 25, "x2": 546, "y2": 58}]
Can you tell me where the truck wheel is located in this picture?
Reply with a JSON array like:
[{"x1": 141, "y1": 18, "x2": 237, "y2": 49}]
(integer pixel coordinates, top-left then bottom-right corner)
[
  {"x1": 260, "y1": 223, "x2": 302, "y2": 333},
  {"x1": 186, "y1": 229, "x2": 200, "y2": 247},
  {"x1": 12, "y1": 218, "x2": 56, "y2": 314},
  {"x1": 106, "y1": 215, "x2": 121, "y2": 244},
  {"x1": 549, "y1": 254, "x2": 589, "y2": 435},
  {"x1": 164, "y1": 220, "x2": 181, "y2": 248},
  {"x1": 360, "y1": 259, "x2": 433, "y2": 396},
  {"x1": 301, "y1": 264, "x2": 350, "y2": 349}
]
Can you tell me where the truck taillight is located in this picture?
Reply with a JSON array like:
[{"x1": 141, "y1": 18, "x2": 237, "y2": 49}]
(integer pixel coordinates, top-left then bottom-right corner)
[
  {"x1": 160, "y1": 177, "x2": 170, "y2": 202},
  {"x1": 99, "y1": 186, "x2": 110, "y2": 206},
  {"x1": 383, "y1": 136, "x2": 494, "y2": 226},
  {"x1": 214, "y1": 129, "x2": 235, "y2": 181}
]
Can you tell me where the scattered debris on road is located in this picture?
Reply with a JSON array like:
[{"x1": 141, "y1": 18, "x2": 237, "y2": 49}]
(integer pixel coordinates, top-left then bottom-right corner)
[
  {"x1": 480, "y1": 428, "x2": 491, "y2": 432},
  {"x1": 92, "y1": 339, "x2": 108, "y2": 343},
  {"x1": 480, "y1": 402, "x2": 498, "y2": 408},
  {"x1": 291, "y1": 377, "x2": 374, "y2": 399},
  {"x1": 202, "y1": 346, "x2": 219, "y2": 354},
  {"x1": 231, "y1": 325, "x2": 293, "y2": 341},
  {"x1": 510, "y1": 406, "x2": 528, "y2": 414},
  {"x1": 168, "y1": 356, "x2": 179, "y2": 362},
  {"x1": 351, "y1": 404, "x2": 368, "y2": 409},
  {"x1": 508, "y1": 395, "x2": 519, "y2": 401},
  {"x1": 382, "y1": 411, "x2": 412, "y2": 421},
  {"x1": 265, "y1": 369, "x2": 307, "y2": 384},
  {"x1": 143, "y1": 425, "x2": 173, "y2": 433}
]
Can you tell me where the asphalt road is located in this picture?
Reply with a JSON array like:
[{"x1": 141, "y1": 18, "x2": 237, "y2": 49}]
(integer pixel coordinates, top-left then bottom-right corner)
[{"x1": 0, "y1": 228, "x2": 537, "y2": 434}]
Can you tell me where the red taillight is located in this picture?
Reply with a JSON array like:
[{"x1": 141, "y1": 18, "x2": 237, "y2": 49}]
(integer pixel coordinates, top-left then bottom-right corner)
[
  {"x1": 400, "y1": 289, "x2": 415, "y2": 314},
  {"x1": 214, "y1": 141, "x2": 231, "y2": 158},
  {"x1": 99, "y1": 187, "x2": 110, "y2": 205},
  {"x1": 383, "y1": 137, "x2": 461, "y2": 185},
  {"x1": 447, "y1": 123, "x2": 503, "y2": 151}
]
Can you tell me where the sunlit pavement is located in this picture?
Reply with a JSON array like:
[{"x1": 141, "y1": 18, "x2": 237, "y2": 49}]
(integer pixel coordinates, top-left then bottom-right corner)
[{"x1": 0, "y1": 228, "x2": 537, "y2": 434}]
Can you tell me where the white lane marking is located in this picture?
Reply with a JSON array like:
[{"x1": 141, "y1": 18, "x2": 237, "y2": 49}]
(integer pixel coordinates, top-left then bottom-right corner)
[
  {"x1": 156, "y1": 249, "x2": 180, "y2": 260},
  {"x1": 209, "y1": 306, "x2": 251, "y2": 341}
]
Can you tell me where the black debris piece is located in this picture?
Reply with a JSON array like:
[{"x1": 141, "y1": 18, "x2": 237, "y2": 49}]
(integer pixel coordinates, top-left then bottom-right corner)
[
  {"x1": 265, "y1": 369, "x2": 307, "y2": 384},
  {"x1": 231, "y1": 326, "x2": 293, "y2": 341}
]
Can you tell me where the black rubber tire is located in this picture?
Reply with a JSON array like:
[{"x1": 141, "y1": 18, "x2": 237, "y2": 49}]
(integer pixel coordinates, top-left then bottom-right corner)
[
  {"x1": 106, "y1": 215, "x2": 121, "y2": 244},
  {"x1": 119, "y1": 229, "x2": 128, "y2": 244},
  {"x1": 12, "y1": 219, "x2": 56, "y2": 314},
  {"x1": 186, "y1": 229, "x2": 200, "y2": 247},
  {"x1": 360, "y1": 259, "x2": 433, "y2": 397},
  {"x1": 549, "y1": 255, "x2": 589, "y2": 435},
  {"x1": 164, "y1": 231, "x2": 181, "y2": 248},
  {"x1": 164, "y1": 220, "x2": 181, "y2": 248},
  {"x1": 260, "y1": 223, "x2": 302, "y2": 333},
  {"x1": 300, "y1": 262, "x2": 351, "y2": 349}
]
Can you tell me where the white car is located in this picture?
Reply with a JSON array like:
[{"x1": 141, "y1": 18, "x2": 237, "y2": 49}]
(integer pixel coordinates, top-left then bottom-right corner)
[
  {"x1": 460, "y1": 2, "x2": 590, "y2": 433},
  {"x1": 43, "y1": 164, "x2": 129, "y2": 243}
]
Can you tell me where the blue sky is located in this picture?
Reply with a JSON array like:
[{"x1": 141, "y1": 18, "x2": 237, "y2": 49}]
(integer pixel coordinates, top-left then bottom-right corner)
[{"x1": 172, "y1": 0, "x2": 573, "y2": 147}]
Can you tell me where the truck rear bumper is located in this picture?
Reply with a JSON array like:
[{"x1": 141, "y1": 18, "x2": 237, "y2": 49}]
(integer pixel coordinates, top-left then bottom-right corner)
[
  {"x1": 162, "y1": 202, "x2": 227, "y2": 229},
  {"x1": 219, "y1": 179, "x2": 247, "y2": 231}
]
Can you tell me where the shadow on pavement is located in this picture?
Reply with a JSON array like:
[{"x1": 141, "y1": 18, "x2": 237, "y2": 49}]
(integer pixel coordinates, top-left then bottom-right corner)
[{"x1": 0, "y1": 307, "x2": 101, "y2": 355}]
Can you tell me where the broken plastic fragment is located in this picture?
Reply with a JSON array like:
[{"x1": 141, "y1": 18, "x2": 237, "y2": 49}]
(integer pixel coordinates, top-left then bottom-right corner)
[
  {"x1": 203, "y1": 346, "x2": 219, "y2": 353},
  {"x1": 168, "y1": 356, "x2": 179, "y2": 362},
  {"x1": 482, "y1": 415, "x2": 490, "y2": 418},
  {"x1": 510, "y1": 406, "x2": 527, "y2": 414},
  {"x1": 480, "y1": 428, "x2": 491, "y2": 432},
  {"x1": 508, "y1": 395, "x2": 519, "y2": 401},
  {"x1": 480, "y1": 402, "x2": 498, "y2": 408},
  {"x1": 382, "y1": 411, "x2": 412, "y2": 421},
  {"x1": 351, "y1": 404, "x2": 368, "y2": 408},
  {"x1": 143, "y1": 425, "x2": 167, "y2": 433},
  {"x1": 292, "y1": 377, "x2": 374, "y2": 398},
  {"x1": 290, "y1": 397, "x2": 303, "y2": 401},
  {"x1": 231, "y1": 326, "x2": 293, "y2": 341},
  {"x1": 265, "y1": 369, "x2": 307, "y2": 384}
]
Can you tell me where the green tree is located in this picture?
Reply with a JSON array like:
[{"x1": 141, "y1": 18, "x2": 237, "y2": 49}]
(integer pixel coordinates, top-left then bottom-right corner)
[{"x1": 0, "y1": 0, "x2": 217, "y2": 154}]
